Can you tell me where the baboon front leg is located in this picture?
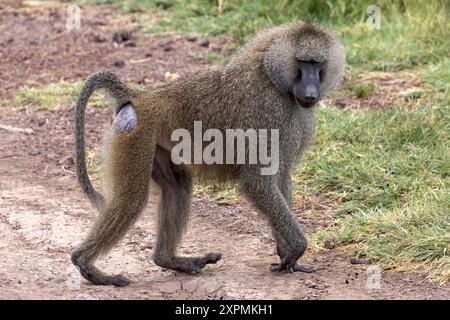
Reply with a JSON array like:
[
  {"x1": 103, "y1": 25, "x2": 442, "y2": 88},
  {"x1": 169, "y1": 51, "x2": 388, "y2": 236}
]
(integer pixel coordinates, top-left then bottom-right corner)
[
  {"x1": 241, "y1": 174, "x2": 310, "y2": 273},
  {"x1": 273, "y1": 172, "x2": 315, "y2": 273},
  {"x1": 72, "y1": 132, "x2": 155, "y2": 286},
  {"x1": 151, "y1": 147, "x2": 221, "y2": 273}
]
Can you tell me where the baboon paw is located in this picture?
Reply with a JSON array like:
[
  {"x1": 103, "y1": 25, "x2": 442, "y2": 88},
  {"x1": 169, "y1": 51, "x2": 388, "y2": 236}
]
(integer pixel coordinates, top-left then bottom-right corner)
[
  {"x1": 108, "y1": 274, "x2": 132, "y2": 287},
  {"x1": 78, "y1": 266, "x2": 131, "y2": 286},
  {"x1": 156, "y1": 253, "x2": 222, "y2": 273},
  {"x1": 291, "y1": 264, "x2": 315, "y2": 273},
  {"x1": 192, "y1": 252, "x2": 222, "y2": 270},
  {"x1": 270, "y1": 263, "x2": 315, "y2": 273},
  {"x1": 270, "y1": 262, "x2": 289, "y2": 273},
  {"x1": 88, "y1": 273, "x2": 131, "y2": 286},
  {"x1": 202, "y1": 252, "x2": 222, "y2": 264}
]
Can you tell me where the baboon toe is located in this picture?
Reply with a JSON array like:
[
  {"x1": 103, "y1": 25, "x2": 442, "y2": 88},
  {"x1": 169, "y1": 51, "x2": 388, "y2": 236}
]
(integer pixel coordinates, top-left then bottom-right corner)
[
  {"x1": 108, "y1": 274, "x2": 132, "y2": 287},
  {"x1": 71, "y1": 253, "x2": 131, "y2": 286},
  {"x1": 194, "y1": 252, "x2": 222, "y2": 270},
  {"x1": 270, "y1": 262, "x2": 315, "y2": 273},
  {"x1": 270, "y1": 262, "x2": 288, "y2": 273},
  {"x1": 203, "y1": 252, "x2": 222, "y2": 264},
  {"x1": 154, "y1": 253, "x2": 222, "y2": 273},
  {"x1": 291, "y1": 264, "x2": 315, "y2": 273},
  {"x1": 83, "y1": 271, "x2": 132, "y2": 287},
  {"x1": 181, "y1": 253, "x2": 222, "y2": 272}
]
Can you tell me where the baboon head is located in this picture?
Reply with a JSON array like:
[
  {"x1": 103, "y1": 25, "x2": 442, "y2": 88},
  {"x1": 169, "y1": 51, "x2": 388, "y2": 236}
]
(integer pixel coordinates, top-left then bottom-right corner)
[{"x1": 263, "y1": 22, "x2": 346, "y2": 108}]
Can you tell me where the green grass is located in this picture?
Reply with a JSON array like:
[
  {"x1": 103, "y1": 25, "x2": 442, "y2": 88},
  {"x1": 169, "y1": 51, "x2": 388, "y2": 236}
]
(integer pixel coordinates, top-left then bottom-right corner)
[
  {"x1": 422, "y1": 58, "x2": 450, "y2": 97},
  {"x1": 345, "y1": 78, "x2": 375, "y2": 98},
  {"x1": 80, "y1": 0, "x2": 449, "y2": 71},
  {"x1": 194, "y1": 52, "x2": 226, "y2": 64},
  {"x1": 12, "y1": 81, "x2": 108, "y2": 110},
  {"x1": 295, "y1": 103, "x2": 449, "y2": 282}
]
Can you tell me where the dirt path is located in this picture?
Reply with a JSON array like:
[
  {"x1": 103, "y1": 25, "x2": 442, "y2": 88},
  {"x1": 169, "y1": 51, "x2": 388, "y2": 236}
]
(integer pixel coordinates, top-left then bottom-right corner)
[{"x1": 0, "y1": 1, "x2": 448, "y2": 300}]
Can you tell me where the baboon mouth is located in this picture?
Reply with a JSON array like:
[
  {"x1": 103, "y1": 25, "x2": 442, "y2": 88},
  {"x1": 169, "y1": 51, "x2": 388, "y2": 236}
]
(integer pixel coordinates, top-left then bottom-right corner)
[
  {"x1": 294, "y1": 95, "x2": 316, "y2": 109},
  {"x1": 300, "y1": 102, "x2": 315, "y2": 108}
]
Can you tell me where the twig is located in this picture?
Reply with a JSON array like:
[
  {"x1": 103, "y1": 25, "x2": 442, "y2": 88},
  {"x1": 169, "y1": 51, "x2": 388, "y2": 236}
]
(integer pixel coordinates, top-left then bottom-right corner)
[
  {"x1": 0, "y1": 124, "x2": 35, "y2": 135},
  {"x1": 129, "y1": 58, "x2": 153, "y2": 64},
  {"x1": 0, "y1": 154, "x2": 19, "y2": 159}
]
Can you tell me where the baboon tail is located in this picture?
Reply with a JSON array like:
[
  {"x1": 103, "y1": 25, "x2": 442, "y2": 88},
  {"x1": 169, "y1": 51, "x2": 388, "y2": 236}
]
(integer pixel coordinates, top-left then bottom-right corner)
[{"x1": 75, "y1": 68, "x2": 133, "y2": 211}]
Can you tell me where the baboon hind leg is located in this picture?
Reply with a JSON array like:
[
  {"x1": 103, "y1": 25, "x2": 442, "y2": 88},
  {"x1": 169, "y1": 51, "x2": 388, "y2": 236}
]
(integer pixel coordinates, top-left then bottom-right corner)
[
  {"x1": 72, "y1": 132, "x2": 155, "y2": 286},
  {"x1": 151, "y1": 146, "x2": 221, "y2": 273}
]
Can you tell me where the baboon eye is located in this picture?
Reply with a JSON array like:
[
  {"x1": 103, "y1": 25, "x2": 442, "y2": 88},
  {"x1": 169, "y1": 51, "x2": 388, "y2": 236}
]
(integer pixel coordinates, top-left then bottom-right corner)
[
  {"x1": 297, "y1": 68, "x2": 303, "y2": 81},
  {"x1": 319, "y1": 69, "x2": 325, "y2": 83}
]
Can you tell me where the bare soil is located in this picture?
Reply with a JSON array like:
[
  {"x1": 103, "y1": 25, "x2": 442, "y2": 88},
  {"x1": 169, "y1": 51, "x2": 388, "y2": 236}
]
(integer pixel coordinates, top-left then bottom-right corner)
[{"x1": 0, "y1": 1, "x2": 448, "y2": 299}]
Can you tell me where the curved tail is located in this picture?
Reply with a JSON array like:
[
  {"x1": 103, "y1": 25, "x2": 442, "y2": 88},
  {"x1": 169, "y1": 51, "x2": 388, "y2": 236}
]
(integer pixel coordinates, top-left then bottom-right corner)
[{"x1": 75, "y1": 69, "x2": 133, "y2": 210}]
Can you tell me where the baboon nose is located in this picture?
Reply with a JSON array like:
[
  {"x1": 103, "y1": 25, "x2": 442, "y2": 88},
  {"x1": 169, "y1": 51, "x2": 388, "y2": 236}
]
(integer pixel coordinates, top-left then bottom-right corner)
[{"x1": 302, "y1": 85, "x2": 319, "y2": 104}]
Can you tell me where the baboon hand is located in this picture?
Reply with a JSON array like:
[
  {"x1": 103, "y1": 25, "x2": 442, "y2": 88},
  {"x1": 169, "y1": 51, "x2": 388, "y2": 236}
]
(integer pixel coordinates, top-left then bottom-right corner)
[{"x1": 271, "y1": 242, "x2": 314, "y2": 273}]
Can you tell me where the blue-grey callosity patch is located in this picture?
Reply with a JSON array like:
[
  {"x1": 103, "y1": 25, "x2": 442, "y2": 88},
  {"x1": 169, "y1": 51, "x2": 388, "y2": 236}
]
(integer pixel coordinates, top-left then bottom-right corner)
[{"x1": 115, "y1": 104, "x2": 137, "y2": 132}]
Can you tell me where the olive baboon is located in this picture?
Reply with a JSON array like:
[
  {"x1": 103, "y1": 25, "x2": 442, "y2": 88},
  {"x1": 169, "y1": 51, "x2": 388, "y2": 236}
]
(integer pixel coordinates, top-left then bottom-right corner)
[{"x1": 72, "y1": 21, "x2": 345, "y2": 286}]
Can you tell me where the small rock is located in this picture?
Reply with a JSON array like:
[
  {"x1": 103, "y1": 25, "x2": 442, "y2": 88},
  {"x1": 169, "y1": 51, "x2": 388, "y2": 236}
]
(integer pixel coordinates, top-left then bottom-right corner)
[
  {"x1": 164, "y1": 72, "x2": 180, "y2": 82},
  {"x1": 113, "y1": 30, "x2": 133, "y2": 44},
  {"x1": 93, "y1": 18, "x2": 108, "y2": 26},
  {"x1": 114, "y1": 59, "x2": 126, "y2": 68},
  {"x1": 186, "y1": 35, "x2": 197, "y2": 42},
  {"x1": 324, "y1": 240, "x2": 336, "y2": 250},
  {"x1": 124, "y1": 41, "x2": 136, "y2": 47},
  {"x1": 61, "y1": 156, "x2": 74, "y2": 169},
  {"x1": 145, "y1": 52, "x2": 153, "y2": 57},
  {"x1": 93, "y1": 34, "x2": 107, "y2": 43},
  {"x1": 350, "y1": 258, "x2": 371, "y2": 265},
  {"x1": 199, "y1": 38, "x2": 210, "y2": 47},
  {"x1": 29, "y1": 150, "x2": 41, "y2": 156},
  {"x1": 305, "y1": 280, "x2": 318, "y2": 289}
]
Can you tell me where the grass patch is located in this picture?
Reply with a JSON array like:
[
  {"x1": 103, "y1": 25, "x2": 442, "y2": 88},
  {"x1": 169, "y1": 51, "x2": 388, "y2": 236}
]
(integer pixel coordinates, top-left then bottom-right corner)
[
  {"x1": 194, "y1": 52, "x2": 227, "y2": 64},
  {"x1": 294, "y1": 103, "x2": 449, "y2": 282},
  {"x1": 12, "y1": 81, "x2": 108, "y2": 110},
  {"x1": 194, "y1": 183, "x2": 239, "y2": 204},
  {"x1": 422, "y1": 58, "x2": 450, "y2": 97},
  {"x1": 81, "y1": 0, "x2": 449, "y2": 72},
  {"x1": 345, "y1": 79, "x2": 375, "y2": 98}
]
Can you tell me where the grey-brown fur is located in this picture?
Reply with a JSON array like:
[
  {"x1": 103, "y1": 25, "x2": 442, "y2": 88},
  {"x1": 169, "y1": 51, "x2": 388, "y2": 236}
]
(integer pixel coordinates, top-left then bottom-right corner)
[{"x1": 72, "y1": 21, "x2": 345, "y2": 286}]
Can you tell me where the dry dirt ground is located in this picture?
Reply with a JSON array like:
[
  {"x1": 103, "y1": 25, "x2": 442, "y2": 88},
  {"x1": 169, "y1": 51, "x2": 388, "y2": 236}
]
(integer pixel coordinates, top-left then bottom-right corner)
[{"x1": 0, "y1": 1, "x2": 449, "y2": 300}]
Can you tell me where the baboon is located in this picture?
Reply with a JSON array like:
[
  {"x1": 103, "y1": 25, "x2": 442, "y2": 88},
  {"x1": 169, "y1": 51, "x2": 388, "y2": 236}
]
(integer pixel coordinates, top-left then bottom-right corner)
[{"x1": 72, "y1": 21, "x2": 345, "y2": 286}]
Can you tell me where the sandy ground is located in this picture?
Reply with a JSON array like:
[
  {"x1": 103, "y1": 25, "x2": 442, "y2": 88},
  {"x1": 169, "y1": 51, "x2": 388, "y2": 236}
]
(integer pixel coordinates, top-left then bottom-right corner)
[{"x1": 0, "y1": 1, "x2": 448, "y2": 300}]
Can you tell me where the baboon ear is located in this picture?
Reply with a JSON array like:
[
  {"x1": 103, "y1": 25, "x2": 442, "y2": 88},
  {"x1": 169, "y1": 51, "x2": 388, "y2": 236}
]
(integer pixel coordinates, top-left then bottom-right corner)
[{"x1": 114, "y1": 104, "x2": 137, "y2": 132}]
